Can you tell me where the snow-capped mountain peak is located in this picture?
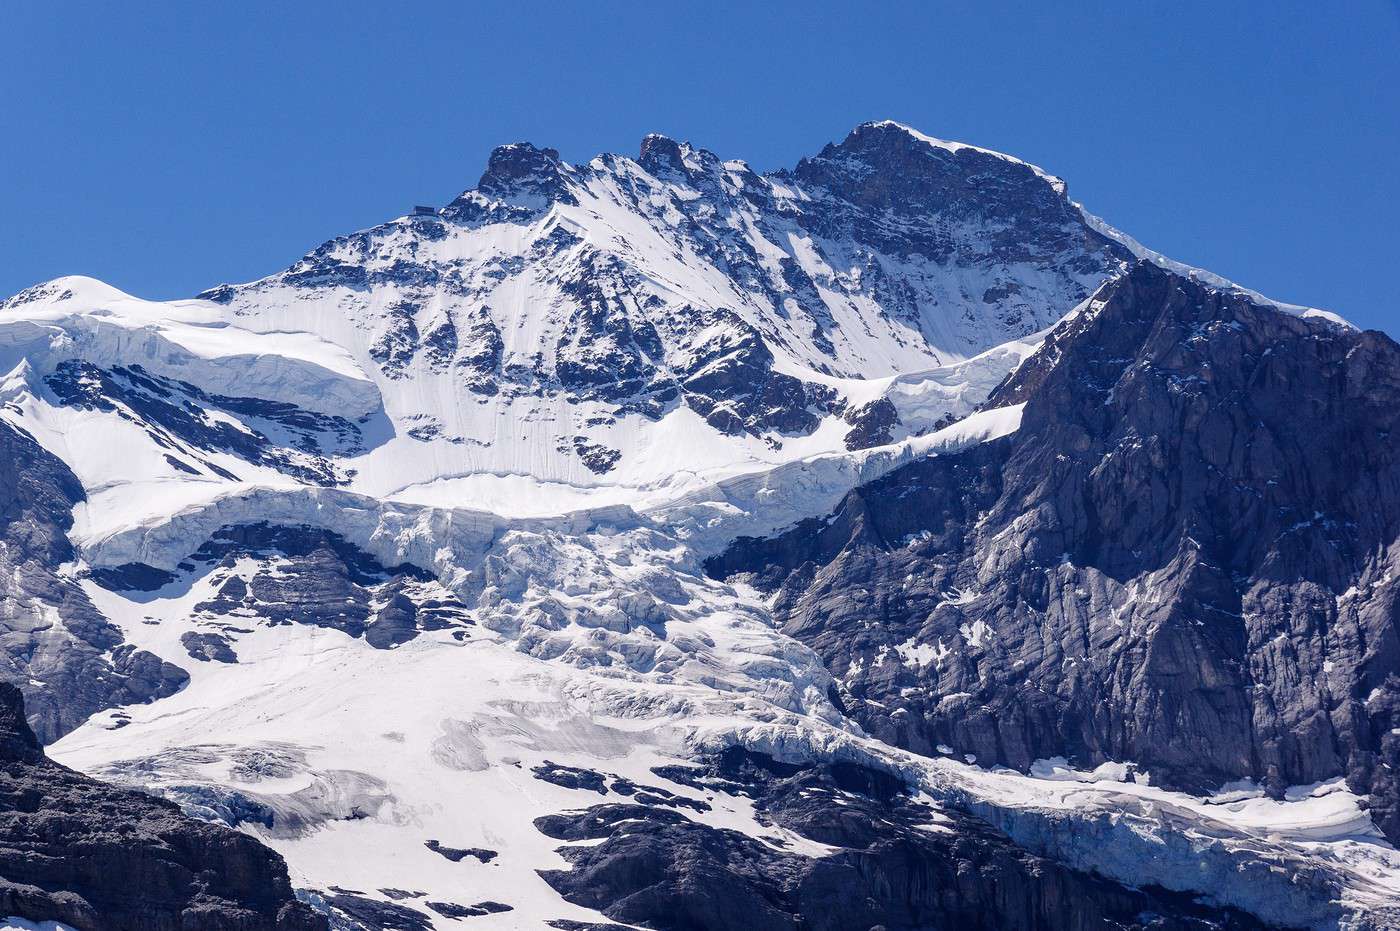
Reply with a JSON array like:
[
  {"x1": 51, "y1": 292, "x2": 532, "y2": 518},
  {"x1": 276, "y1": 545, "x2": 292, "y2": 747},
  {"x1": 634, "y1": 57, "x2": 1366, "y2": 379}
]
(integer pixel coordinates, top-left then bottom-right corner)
[
  {"x1": 847, "y1": 119, "x2": 1070, "y2": 192},
  {"x1": 131, "y1": 122, "x2": 1140, "y2": 514},
  {"x1": 8, "y1": 122, "x2": 1344, "y2": 529}
]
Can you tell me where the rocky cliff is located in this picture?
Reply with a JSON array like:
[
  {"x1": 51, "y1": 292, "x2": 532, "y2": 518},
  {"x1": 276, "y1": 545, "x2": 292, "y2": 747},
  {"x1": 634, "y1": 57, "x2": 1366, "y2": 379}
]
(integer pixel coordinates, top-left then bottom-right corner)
[
  {"x1": 0, "y1": 420, "x2": 186, "y2": 743},
  {"x1": 0, "y1": 682, "x2": 324, "y2": 930},
  {"x1": 710, "y1": 261, "x2": 1400, "y2": 842}
]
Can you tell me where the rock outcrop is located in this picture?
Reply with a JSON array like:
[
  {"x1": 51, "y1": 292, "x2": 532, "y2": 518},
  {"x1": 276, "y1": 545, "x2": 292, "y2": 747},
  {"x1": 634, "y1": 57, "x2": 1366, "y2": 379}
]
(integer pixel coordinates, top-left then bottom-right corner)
[
  {"x1": 0, "y1": 682, "x2": 325, "y2": 930},
  {"x1": 93, "y1": 522, "x2": 476, "y2": 654},
  {"x1": 0, "y1": 421, "x2": 187, "y2": 743},
  {"x1": 538, "y1": 749, "x2": 1274, "y2": 931}
]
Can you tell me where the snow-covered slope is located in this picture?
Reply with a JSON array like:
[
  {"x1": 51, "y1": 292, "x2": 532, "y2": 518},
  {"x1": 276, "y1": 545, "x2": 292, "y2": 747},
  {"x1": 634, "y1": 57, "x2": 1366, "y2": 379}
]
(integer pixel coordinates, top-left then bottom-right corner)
[
  {"x1": 0, "y1": 276, "x2": 384, "y2": 546},
  {"x1": 49, "y1": 473, "x2": 1400, "y2": 928}
]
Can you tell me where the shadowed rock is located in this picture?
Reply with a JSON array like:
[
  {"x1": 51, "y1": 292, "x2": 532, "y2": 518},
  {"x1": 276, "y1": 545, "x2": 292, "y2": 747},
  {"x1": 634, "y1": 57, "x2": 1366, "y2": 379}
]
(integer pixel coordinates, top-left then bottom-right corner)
[
  {"x1": 0, "y1": 420, "x2": 188, "y2": 743},
  {"x1": 711, "y1": 262, "x2": 1400, "y2": 842},
  {"x1": 537, "y1": 749, "x2": 1275, "y2": 931},
  {"x1": 0, "y1": 682, "x2": 325, "y2": 930}
]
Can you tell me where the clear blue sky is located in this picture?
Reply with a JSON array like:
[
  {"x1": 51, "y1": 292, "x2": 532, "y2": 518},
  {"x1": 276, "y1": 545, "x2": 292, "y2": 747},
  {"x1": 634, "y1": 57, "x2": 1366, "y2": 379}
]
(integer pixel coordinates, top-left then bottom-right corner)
[{"x1": 5, "y1": 2, "x2": 1398, "y2": 332}]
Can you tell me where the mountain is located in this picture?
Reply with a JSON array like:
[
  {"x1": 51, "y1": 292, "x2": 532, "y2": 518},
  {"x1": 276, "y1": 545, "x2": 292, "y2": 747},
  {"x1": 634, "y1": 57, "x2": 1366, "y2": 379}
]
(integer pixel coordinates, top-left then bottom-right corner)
[
  {"x1": 161, "y1": 120, "x2": 1132, "y2": 509},
  {"x1": 1, "y1": 123, "x2": 1397, "y2": 930}
]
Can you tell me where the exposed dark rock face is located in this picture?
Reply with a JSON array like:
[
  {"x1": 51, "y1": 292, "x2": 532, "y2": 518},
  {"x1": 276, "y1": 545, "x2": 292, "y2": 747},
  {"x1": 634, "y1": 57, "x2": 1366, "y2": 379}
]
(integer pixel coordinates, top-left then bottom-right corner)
[
  {"x1": 456, "y1": 312, "x2": 505, "y2": 394},
  {"x1": 537, "y1": 748, "x2": 1274, "y2": 931},
  {"x1": 572, "y1": 436, "x2": 622, "y2": 474},
  {"x1": 370, "y1": 301, "x2": 422, "y2": 378},
  {"x1": 0, "y1": 420, "x2": 187, "y2": 743},
  {"x1": 180, "y1": 630, "x2": 239, "y2": 663},
  {"x1": 378, "y1": 889, "x2": 427, "y2": 901},
  {"x1": 95, "y1": 522, "x2": 475, "y2": 652},
  {"x1": 532, "y1": 759, "x2": 608, "y2": 793},
  {"x1": 674, "y1": 309, "x2": 841, "y2": 437},
  {"x1": 842, "y1": 396, "x2": 900, "y2": 449},
  {"x1": 788, "y1": 121, "x2": 1132, "y2": 331},
  {"x1": 423, "y1": 839, "x2": 497, "y2": 863},
  {"x1": 555, "y1": 252, "x2": 668, "y2": 405},
  {"x1": 471, "y1": 141, "x2": 578, "y2": 208},
  {"x1": 426, "y1": 900, "x2": 512, "y2": 919},
  {"x1": 0, "y1": 682, "x2": 325, "y2": 931},
  {"x1": 321, "y1": 888, "x2": 513, "y2": 927},
  {"x1": 710, "y1": 262, "x2": 1400, "y2": 841},
  {"x1": 325, "y1": 892, "x2": 433, "y2": 931},
  {"x1": 421, "y1": 317, "x2": 458, "y2": 370},
  {"x1": 45, "y1": 360, "x2": 361, "y2": 486},
  {"x1": 531, "y1": 760, "x2": 713, "y2": 812},
  {"x1": 795, "y1": 123, "x2": 1112, "y2": 252}
]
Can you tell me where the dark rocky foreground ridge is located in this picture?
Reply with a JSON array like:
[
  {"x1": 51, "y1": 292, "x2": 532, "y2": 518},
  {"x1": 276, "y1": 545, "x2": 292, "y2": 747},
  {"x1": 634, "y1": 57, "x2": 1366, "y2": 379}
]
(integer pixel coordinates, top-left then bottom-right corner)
[
  {"x1": 0, "y1": 681, "x2": 325, "y2": 931},
  {"x1": 536, "y1": 748, "x2": 1278, "y2": 931},
  {"x1": 711, "y1": 261, "x2": 1400, "y2": 842}
]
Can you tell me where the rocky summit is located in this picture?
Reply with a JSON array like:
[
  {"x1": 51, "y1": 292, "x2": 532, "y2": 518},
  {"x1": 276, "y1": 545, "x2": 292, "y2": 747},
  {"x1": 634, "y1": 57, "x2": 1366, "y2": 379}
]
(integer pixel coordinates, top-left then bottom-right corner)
[{"x1": 0, "y1": 123, "x2": 1397, "y2": 929}]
